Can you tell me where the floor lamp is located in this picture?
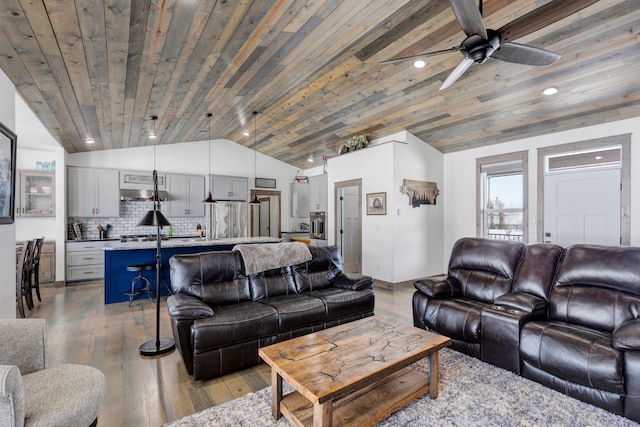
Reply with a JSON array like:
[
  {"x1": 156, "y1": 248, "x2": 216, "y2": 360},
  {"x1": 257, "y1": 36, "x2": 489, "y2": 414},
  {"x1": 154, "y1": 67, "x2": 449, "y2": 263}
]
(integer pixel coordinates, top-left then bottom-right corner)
[{"x1": 138, "y1": 170, "x2": 176, "y2": 356}]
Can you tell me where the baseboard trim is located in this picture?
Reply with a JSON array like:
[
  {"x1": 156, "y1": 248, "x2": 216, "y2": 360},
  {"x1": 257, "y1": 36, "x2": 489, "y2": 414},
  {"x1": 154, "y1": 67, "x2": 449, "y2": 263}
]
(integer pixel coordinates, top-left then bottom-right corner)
[{"x1": 373, "y1": 279, "x2": 415, "y2": 291}]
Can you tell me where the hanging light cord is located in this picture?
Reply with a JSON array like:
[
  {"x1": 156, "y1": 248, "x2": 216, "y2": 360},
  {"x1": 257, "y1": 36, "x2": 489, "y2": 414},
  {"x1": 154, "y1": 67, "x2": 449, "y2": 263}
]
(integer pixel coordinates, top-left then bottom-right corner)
[{"x1": 208, "y1": 113, "x2": 212, "y2": 176}]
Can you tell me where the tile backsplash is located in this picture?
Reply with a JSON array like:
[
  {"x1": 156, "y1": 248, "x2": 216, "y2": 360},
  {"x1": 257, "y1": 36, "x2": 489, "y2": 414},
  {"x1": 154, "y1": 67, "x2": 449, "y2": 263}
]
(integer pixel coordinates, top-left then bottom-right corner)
[{"x1": 68, "y1": 201, "x2": 205, "y2": 240}]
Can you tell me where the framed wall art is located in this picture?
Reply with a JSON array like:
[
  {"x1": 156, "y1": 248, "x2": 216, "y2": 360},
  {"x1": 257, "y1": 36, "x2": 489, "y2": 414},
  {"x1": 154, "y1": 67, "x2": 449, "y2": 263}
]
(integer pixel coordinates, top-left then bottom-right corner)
[
  {"x1": 0, "y1": 121, "x2": 17, "y2": 224},
  {"x1": 366, "y1": 192, "x2": 386, "y2": 215}
]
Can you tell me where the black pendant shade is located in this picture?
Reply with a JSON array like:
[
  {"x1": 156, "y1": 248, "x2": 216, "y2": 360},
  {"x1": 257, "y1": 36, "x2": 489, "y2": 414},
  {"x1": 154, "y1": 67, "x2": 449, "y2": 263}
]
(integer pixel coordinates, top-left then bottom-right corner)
[
  {"x1": 249, "y1": 194, "x2": 261, "y2": 206},
  {"x1": 203, "y1": 191, "x2": 216, "y2": 204},
  {"x1": 138, "y1": 209, "x2": 171, "y2": 227}
]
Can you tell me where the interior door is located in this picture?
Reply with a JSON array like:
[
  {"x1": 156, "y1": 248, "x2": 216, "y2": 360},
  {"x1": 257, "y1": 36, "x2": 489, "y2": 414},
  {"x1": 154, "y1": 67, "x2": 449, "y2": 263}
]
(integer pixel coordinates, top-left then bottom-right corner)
[
  {"x1": 544, "y1": 168, "x2": 621, "y2": 246},
  {"x1": 337, "y1": 185, "x2": 361, "y2": 273},
  {"x1": 259, "y1": 197, "x2": 270, "y2": 236}
]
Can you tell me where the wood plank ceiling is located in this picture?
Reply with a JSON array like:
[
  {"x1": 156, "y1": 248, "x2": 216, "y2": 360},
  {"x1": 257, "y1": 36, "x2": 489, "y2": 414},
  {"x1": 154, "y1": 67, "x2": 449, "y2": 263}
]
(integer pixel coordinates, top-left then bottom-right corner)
[{"x1": 0, "y1": 0, "x2": 638, "y2": 168}]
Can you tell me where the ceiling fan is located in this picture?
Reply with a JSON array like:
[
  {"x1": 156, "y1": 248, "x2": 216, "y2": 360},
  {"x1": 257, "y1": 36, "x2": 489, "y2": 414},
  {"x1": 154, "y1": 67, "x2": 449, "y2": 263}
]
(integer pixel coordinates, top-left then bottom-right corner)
[{"x1": 381, "y1": 0, "x2": 600, "y2": 90}]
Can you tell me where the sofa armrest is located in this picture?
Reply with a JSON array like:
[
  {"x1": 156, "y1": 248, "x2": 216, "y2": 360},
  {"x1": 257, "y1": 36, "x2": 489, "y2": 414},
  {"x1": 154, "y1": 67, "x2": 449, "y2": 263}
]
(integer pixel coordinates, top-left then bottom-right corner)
[
  {"x1": 414, "y1": 276, "x2": 459, "y2": 298},
  {"x1": 0, "y1": 319, "x2": 47, "y2": 375},
  {"x1": 493, "y1": 292, "x2": 547, "y2": 314},
  {"x1": 167, "y1": 294, "x2": 215, "y2": 320},
  {"x1": 333, "y1": 272, "x2": 374, "y2": 291},
  {"x1": 0, "y1": 365, "x2": 25, "y2": 427},
  {"x1": 613, "y1": 318, "x2": 640, "y2": 351}
]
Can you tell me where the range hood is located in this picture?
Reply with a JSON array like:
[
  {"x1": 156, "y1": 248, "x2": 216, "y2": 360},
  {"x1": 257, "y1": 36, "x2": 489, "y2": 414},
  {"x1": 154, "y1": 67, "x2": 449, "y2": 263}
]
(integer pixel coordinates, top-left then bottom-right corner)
[{"x1": 119, "y1": 189, "x2": 169, "y2": 201}]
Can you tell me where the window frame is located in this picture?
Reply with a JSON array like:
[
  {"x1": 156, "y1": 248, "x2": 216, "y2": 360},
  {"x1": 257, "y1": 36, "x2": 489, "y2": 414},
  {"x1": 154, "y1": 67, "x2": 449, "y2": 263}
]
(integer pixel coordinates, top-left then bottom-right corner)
[{"x1": 476, "y1": 151, "x2": 528, "y2": 243}]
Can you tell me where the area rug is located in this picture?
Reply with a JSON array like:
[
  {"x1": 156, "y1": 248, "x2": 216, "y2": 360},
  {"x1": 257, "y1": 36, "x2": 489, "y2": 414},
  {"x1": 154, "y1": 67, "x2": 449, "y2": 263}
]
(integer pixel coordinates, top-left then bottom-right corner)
[{"x1": 164, "y1": 348, "x2": 639, "y2": 426}]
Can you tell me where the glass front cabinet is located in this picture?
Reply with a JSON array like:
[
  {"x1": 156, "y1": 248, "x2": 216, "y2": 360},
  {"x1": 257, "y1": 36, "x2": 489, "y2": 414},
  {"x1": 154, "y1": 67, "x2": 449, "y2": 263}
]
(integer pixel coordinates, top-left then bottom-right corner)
[{"x1": 17, "y1": 171, "x2": 55, "y2": 217}]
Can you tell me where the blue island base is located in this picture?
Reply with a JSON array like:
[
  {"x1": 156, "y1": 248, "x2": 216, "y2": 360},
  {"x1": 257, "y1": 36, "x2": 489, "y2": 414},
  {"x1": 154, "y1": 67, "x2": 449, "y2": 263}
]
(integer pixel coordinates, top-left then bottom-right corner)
[{"x1": 104, "y1": 244, "x2": 235, "y2": 304}]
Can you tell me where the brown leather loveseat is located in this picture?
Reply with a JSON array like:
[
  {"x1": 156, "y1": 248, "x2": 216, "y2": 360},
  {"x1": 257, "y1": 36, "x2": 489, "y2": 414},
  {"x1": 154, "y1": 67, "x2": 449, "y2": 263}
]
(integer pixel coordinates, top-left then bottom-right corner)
[
  {"x1": 413, "y1": 237, "x2": 640, "y2": 423},
  {"x1": 167, "y1": 243, "x2": 375, "y2": 380}
]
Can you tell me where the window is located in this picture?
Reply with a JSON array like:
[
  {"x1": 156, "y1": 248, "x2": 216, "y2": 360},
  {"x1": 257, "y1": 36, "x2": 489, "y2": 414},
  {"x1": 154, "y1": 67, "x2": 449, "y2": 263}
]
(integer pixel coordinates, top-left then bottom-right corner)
[{"x1": 476, "y1": 151, "x2": 528, "y2": 242}]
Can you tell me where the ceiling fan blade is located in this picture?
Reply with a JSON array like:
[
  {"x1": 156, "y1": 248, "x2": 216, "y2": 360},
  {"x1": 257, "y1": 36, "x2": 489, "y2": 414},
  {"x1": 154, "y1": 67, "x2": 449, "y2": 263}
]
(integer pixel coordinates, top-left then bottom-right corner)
[
  {"x1": 450, "y1": 0, "x2": 487, "y2": 39},
  {"x1": 380, "y1": 47, "x2": 462, "y2": 65},
  {"x1": 498, "y1": 0, "x2": 601, "y2": 43},
  {"x1": 492, "y1": 43, "x2": 560, "y2": 66},
  {"x1": 439, "y1": 57, "x2": 474, "y2": 90}
]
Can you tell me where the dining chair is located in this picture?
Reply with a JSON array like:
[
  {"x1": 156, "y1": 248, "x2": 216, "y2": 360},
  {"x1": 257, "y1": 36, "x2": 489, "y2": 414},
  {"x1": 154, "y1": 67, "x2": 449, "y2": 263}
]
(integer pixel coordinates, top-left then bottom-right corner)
[
  {"x1": 30, "y1": 237, "x2": 45, "y2": 303},
  {"x1": 16, "y1": 240, "x2": 34, "y2": 318}
]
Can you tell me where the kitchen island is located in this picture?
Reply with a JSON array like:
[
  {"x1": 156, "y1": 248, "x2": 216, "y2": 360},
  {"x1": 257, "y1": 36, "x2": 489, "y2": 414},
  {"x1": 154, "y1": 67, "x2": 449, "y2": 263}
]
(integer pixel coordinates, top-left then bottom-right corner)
[{"x1": 103, "y1": 237, "x2": 280, "y2": 304}]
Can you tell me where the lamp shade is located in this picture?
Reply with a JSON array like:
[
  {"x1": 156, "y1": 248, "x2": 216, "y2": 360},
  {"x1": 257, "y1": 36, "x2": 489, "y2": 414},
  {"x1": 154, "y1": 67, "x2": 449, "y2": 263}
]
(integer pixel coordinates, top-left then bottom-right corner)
[
  {"x1": 249, "y1": 195, "x2": 261, "y2": 206},
  {"x1": 138, "y1": 209, "x2": 171, "y2": 227},
  {"x1": 202, "y1": 191, "x2": 217, "y2": 204}
]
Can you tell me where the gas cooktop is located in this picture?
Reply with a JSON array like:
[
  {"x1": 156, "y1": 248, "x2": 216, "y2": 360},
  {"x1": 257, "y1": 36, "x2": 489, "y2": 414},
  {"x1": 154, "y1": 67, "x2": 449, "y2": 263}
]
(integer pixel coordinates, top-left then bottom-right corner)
[{"x1": 119, "y1": 234, "x2": 169, "y2": 242}]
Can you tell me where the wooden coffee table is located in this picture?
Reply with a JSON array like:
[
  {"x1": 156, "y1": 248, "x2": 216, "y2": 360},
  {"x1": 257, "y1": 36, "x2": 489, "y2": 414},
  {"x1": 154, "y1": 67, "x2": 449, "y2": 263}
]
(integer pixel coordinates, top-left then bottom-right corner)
[{"x1": 258, "y1": 315, "x2": 451, "y2": 427}]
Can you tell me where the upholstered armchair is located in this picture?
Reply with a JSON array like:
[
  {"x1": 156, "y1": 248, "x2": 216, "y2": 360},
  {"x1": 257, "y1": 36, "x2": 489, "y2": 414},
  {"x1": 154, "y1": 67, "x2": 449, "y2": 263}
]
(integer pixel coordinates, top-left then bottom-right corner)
[{"x1": 0, "y1": 319, "x2": 105, "y2": 427}]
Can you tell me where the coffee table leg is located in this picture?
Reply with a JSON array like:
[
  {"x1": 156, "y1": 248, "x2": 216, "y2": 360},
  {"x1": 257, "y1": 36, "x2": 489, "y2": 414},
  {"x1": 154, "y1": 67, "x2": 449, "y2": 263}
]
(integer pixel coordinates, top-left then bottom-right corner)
[
  {"x1": 271, "y1": 369, "x2": 283, "y2": 419},
  {"x1": 313, "y1": 401, "x2": 333, "y2": 427},
  {"x1": 428, "y1": 351, "x2": 439, "y2": 399}
]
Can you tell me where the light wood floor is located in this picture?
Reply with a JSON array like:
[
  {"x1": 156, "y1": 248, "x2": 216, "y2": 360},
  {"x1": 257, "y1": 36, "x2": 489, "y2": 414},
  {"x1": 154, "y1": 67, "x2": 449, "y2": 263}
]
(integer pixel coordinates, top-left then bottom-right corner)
[{"x1": 23, "y1": 281, "x2": 416, "y2": 426}]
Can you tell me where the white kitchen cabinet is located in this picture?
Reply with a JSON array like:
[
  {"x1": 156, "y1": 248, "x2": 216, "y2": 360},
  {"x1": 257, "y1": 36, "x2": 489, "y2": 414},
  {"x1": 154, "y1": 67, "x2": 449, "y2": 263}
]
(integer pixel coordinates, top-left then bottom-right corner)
[
  {"x1": 290, "y1": 181, "x2": 310, "y2": 217},
  {"x1": 166, "y1": 173, "x2": 205, "y2": 217},
  {"x1": 67, "y1": 167, "x2": 120, "y2": 217},
  {"x1": 66, "y1": 240, "x2": 108, "y2": 282},
  {"x1": 309, "y1": 174, "x2": 328, "y2": 212},
  {"x1": 210, "y1": 175, "x2": 248, "y2": 201},
  {"x1": 16, "y1": 170, "x2": 55, "y2": 216}
]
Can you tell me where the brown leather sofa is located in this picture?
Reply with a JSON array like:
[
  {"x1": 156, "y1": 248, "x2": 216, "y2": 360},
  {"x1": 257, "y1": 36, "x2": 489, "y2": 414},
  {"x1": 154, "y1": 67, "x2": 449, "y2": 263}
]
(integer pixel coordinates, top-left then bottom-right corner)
[
  {"x1": 167, "y1": 245, "x2": 375, "y2": 380},
  {"x1": 413, "y1": 237, "x2": 640, "y2": 423}
]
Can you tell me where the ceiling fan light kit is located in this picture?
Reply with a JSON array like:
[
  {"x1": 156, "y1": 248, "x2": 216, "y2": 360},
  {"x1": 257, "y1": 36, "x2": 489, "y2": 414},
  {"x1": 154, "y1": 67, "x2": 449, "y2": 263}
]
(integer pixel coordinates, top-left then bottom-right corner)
[{"x1": 382, "y1": 0, "x2": 599, "y2": 90}]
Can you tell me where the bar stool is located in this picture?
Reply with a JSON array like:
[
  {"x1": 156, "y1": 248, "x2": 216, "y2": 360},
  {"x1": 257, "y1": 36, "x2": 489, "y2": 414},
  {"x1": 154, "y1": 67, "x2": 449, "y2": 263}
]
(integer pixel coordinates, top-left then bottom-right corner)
[{"x1": 124, "y1": 263, "x2": 156, "y2": 306}]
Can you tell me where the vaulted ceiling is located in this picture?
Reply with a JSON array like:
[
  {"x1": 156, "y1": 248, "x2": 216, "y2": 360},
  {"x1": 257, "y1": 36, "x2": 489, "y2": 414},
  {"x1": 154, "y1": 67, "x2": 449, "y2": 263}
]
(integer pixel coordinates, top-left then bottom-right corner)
[{"x1": 0, "y1": 0, "x2": 638, "y2": 168}]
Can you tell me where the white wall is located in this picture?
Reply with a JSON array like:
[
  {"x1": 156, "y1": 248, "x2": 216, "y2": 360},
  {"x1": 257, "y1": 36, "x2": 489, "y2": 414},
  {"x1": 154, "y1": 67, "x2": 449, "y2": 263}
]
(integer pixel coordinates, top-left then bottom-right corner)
[
  {"x1": 326, "y1": 131, "x2": 444, "y2": 283},
  {"x1": 15, "y1": 96, "x2": 66, "y2": 281},
  {"x1": 443, "y1": 117, "x2": 640, "y2": 269},
  {"x1": 0, "y1": 69, "x2": 16, "y2": 318},
  {"x1": 67, "y1": 139, "x2": 300, "y2": 231},
  {"x1": 393, "y1": 132, "x2": 444, "y2": 281}
]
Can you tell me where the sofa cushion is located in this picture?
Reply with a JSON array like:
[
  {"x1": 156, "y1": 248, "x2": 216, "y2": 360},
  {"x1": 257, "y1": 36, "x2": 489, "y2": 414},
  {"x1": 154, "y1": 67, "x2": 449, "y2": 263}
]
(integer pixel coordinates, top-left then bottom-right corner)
[
  {"x1": 293, "y1": 246, "x2": 342, "y2": 292},
  {"x1": 521, "y1": 320, "x2": 624, "y2": 395},
  {"x1": 512, "y1": 243, "x2": 563, "y2": 299},
  {"x1": 22, "y1": 364, "x2": 105, "y2": 427},
  {"x1": 448, "y1": 238, "x2": 524, "y2": 303},
  {"x1": 249, "y1": 267, "x2": 298, "y2": 300},
  {"x1": 258, "y1": 294, "x2": 326, "y2": 332},
  {"x1": 304, "y1": 288, "x2": 375, "y2": 320},
  {"x1": 170, "y1": 251, "x2": 251, "y2": 306},
  {"x1": 424, "y1": 298, "x2": 485, "y2": 343},
  {"x1": 191, "y1": 302, "x2": 278, "y2": 351},
  {"x1": 549, "y1": 245, "x2": 640, "y2": 332}
]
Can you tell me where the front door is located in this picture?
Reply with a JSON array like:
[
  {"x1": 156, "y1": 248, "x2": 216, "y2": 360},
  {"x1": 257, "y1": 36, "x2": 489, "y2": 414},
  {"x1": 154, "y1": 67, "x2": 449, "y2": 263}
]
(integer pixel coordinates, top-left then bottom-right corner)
[{"x1": 544, "y1": 168, "x2": 620, "y2": 246}]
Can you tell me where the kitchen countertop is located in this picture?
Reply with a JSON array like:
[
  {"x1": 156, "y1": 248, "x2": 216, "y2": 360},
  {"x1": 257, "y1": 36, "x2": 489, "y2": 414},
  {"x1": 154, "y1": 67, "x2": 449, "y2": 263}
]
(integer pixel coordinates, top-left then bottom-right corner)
[{"x1": 103, "y1": 236, "x2": 281, "y2": 250}]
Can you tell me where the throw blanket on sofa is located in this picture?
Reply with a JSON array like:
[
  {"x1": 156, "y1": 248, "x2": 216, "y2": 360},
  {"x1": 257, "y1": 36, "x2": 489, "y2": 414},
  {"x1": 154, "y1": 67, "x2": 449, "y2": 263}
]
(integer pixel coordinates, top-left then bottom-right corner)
[{"x1": 233, "y1": 242, "x2": 312, "y2": 275}]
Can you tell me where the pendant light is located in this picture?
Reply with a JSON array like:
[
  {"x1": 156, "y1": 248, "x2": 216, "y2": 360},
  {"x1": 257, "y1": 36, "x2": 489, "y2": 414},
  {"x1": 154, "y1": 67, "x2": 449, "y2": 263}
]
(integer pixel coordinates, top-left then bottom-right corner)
[
  {"x1": 249, "y1": 110, "x2": 261, "y2": 206},
  {"x1": 202, "y1": 112, "x2": 217, "y2": 204}
]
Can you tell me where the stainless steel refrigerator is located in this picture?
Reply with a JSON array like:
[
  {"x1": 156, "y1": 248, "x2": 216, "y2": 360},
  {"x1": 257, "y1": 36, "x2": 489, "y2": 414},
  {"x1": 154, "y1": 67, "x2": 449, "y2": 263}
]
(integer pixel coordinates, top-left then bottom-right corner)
[{"x1": 214, "y1": 201, "x2": 248, "y2": 238}]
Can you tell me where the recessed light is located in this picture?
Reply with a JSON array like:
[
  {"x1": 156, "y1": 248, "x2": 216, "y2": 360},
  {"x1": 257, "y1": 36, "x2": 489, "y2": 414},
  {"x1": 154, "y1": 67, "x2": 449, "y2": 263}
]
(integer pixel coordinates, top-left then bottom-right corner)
[
  {"x1": 595, "y1": 156, "x2": 603, "y2": 160},
  {"x1": 85, "y1": 139, "x2": 95, "y2": 144},
  {"x1": 149, "y1": 134, "x2": 157, "y2": 139},
  {"x1": 413, "y1": 59, "x2": 426, "y2": 69},
  {"x1": 243, "y1": 131, "x2": 250, "y2": 136},
  {"x1": 307, "y1": 158, "x2": 314, "y2": 163},
  {"x1": 543, "y1": 86, "x2": 558, "y2": 96}
]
